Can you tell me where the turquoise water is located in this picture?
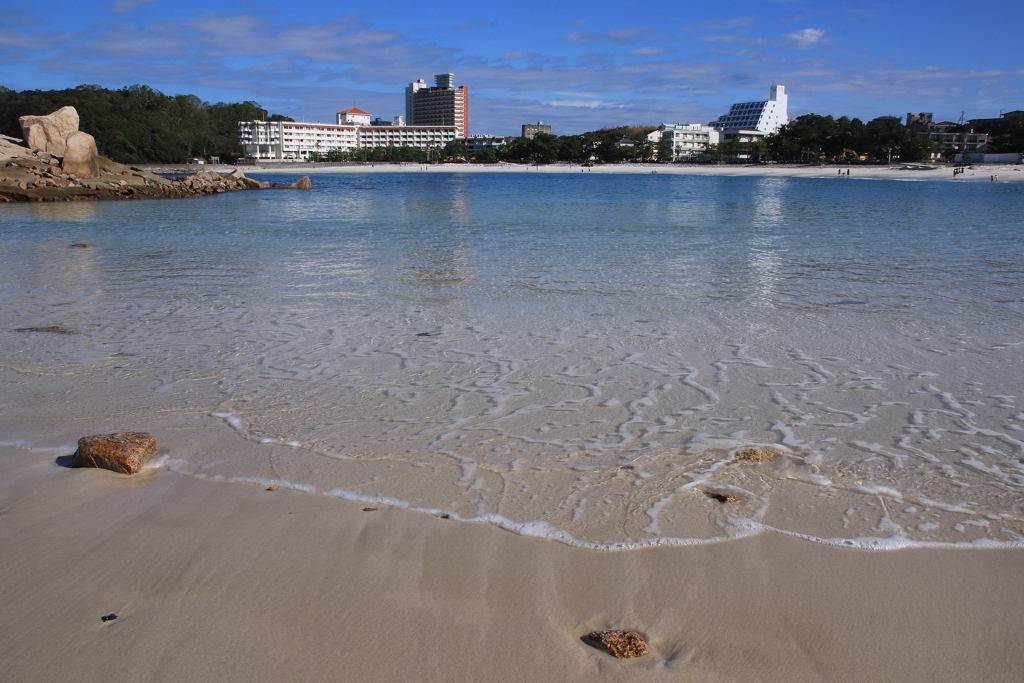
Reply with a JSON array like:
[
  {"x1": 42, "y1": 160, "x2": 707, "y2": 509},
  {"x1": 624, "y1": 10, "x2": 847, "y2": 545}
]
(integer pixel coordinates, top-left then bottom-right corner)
[{"x1": 2, "y1": 172, "x2": 1023, "y2": 548}]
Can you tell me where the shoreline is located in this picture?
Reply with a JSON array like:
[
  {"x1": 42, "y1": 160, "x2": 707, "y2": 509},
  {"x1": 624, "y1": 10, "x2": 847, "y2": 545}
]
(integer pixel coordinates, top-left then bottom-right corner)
[
  {"x1": 2, "y1": 433, "x2": 1023, "y2": 682},
  {"x1": 143, "y1": 160, "x2": 1024, "y2": 183}
]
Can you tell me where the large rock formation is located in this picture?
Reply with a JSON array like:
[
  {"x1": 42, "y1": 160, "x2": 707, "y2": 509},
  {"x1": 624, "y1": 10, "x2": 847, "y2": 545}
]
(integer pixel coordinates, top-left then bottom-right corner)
[
  {"x1": 19, "y1": 106, "x2": 80, "y2": 157},
  {"x1": 71, "y1": 432, "x2": 158, "y2": 474},
  {"x1": 62, "y1": 131, "x2": 100, "y2": 179},
  {"x1": 0, "y1": 150, "x2": 280, "y2": 202}
]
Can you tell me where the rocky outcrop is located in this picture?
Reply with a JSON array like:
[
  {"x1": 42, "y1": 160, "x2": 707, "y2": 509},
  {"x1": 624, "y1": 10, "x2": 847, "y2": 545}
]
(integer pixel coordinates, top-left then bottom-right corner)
[
  {"x1": 1, "y1": 105, "x2": 290, "y2": 202},
  {"x1": 71, "y1": 432, "x2": 158, "y2": 474},
  {"x1": 62, "y1": 131, "x2": 100, "y2": 179},
  {"x1": 0, "y1": 146, "x2": 279, "y2": 202},
  {"x1": 19, "y1": 106, "x2": 80, "y2": 156},
  {"x1": 584, "y1": 630, "x2": 649, "y2": 658}
]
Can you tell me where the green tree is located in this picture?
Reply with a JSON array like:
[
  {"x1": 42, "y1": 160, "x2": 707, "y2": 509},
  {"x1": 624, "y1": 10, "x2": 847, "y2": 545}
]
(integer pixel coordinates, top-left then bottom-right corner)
[
  {"x1": 0, "y1": 84, "x2": 291, "y2": 163},
  {"x1": 656, "y1": 140, "x2": 673, "y2": 162},
  {"x1": 992, "y1": 117, "x2": 1024, "y2": 153}
]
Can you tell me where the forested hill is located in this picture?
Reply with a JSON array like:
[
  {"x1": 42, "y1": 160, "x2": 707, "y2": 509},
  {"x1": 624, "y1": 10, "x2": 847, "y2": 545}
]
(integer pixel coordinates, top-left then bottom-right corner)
[{"x1": 0, "y1": 84, "x2": 292, "y2": 164}]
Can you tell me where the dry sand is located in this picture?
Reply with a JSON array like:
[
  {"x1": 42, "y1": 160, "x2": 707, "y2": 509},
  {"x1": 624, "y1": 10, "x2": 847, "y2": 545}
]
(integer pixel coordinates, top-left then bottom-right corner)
[
  {"x1": 221, "y1": 160, "x2": 1024, "y2": 183},
  {"x1": 2, "y1": 425, "x2": 1023, "y2": 683}
]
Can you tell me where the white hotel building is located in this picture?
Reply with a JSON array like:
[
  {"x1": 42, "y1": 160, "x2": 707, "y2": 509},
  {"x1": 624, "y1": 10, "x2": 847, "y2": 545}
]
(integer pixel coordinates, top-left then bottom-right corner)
[
  {"x1": 709, "y1": 85, "x2": 789, "y2": 142},
  {"x1": 649, "y1": 123, "x2": 720, "y2": 160},
  {"x1": 238, "y1": 107, "x2": 460, "y2": 161}
]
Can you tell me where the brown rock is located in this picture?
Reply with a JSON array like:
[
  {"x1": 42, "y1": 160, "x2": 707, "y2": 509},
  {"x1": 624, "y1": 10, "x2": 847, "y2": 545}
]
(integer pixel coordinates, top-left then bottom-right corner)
[
  {"x1": 71, "y1": 432, "x2": 158, "y2": 474},
  {"x1": 733, "y1": 446, "x2": 776, "y2": 464},
  {"x1": 272, "y1": 176, "x2": 312, "y2": 189},
  {"x1": 19, "y1": 106, "x2": 80, "y2": 156},
  {"x1": 585, "y1": 630, "x2": 649, "y2": 658},
  {"x1": 70, "y1": 243, "x2": 92, "y2": 248},
  {"x1": 62, "y1": 131, "x2": 100, "y2": 179},
  {"x1": 239, "y1": 177, "x2": 269, "y2": 189}
]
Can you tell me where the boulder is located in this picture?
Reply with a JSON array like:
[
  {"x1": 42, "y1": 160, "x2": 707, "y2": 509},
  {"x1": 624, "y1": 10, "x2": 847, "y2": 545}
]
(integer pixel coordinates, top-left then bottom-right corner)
[
  {"x1": 71, "y1": 432, "x2": 158, "y2": 474},
  {"x1": 585, "y1": 630, "x2": 649, "y2": 658},
  {"x1": 272, "y1": 176, "x2": 312, "y2": 189},
  {"x1": 62, "y1": 131, "x2": 100, "y2": 179},
  {"x1": 19, "y1": 106, "x2": 80, "y2": 156},
  {"x1": 239, "y1": 177, "x2": 269, "y2": 189}
]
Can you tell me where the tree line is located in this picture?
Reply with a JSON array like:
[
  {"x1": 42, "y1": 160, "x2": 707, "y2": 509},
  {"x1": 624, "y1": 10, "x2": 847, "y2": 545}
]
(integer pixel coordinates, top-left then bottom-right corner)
[
  {"x1": 0, "y1": 84, "x2": 292, "y2": 164},
  {"x1": 3, "y1": 84, "x2": 1020, "y2": 165}
]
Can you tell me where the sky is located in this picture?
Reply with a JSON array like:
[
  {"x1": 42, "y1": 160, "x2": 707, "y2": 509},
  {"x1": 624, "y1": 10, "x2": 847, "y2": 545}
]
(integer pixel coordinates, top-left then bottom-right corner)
[{"x1": 2, "y1": 0, "x2": 1022, "y2": 136}]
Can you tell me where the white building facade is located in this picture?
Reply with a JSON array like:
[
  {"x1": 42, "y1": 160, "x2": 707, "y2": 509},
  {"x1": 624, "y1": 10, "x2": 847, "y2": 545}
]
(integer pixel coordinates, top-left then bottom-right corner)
[
  {"x1": 463, "y1": 135, "x2": 510, "y2": 152},
  {"x1": 654, "y1": 123, "x2": 720, "y2": 160},
  {"x1": 710, "y1": 85, "x2": 789, "y2": 141},
  {"x1": 238, "y1": 120, "x2": 359, "y2": 161},
  {"x1": 239, "y1": 110, "x2": 460, "y2": 161}
]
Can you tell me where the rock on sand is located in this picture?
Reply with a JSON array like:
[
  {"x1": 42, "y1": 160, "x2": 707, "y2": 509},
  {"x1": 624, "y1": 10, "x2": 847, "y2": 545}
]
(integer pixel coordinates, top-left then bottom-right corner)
[{"x1": 71, "y1": 432, "x2": 158, "y2": 475}]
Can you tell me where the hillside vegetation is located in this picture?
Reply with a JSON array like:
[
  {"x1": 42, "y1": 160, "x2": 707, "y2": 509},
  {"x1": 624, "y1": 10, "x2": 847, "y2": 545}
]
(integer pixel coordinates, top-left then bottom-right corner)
[{"x1": 0, "y1": 84, "x2": 291, "y2": 164}]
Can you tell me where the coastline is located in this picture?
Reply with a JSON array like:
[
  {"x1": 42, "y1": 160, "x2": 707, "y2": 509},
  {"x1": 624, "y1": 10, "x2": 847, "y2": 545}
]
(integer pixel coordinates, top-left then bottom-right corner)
[
  {"x1": 4, "y1": 167, "x2": 1023, "y2": 682},
  {"x1": 2, "y1": 431, "x2": 1023, "y2": 683},
  {"x1": 146, "y1": 161, "x2": 1024, "y2": 183}
]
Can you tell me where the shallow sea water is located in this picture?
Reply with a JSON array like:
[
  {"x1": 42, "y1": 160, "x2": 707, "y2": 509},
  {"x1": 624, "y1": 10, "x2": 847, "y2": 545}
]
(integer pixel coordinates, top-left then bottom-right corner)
[{"x1": 2, "y1": 171, "x2": 1023, "y2": 549}]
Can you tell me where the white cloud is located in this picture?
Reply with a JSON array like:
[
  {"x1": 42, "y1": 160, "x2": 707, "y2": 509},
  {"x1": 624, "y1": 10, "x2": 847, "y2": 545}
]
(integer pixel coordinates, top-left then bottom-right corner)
[
  {"x1": 701, "y1": 35, "x2": 768, "y2": 46},
  {"x1": 628, "y1": 47, "x2": 671, "y2": 56},
  {"x1": 545, "y1": 99, "x2": 612, "y2": 108},
  {"x1": 783, "y1": 28, "x2": 826, "y2": 49},
  {"x1": 563, "y1": 28, "x2": 643, "y2": 45}
]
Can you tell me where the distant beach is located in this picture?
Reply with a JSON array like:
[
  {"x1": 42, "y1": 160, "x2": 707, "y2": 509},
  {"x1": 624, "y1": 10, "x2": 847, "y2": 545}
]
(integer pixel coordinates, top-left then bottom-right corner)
[{"x1": 145, "y1": 160, "x2": 1024, "y2": 183}]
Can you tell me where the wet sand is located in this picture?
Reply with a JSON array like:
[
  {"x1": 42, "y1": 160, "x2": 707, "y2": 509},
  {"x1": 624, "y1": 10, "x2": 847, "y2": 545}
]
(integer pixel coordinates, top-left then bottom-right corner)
[{"x1": 2, "y1": 430, "x2": 1023, "y2": 683}]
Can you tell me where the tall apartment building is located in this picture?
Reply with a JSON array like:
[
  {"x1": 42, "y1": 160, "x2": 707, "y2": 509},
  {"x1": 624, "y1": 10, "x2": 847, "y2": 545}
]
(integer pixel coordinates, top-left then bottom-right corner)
[
  {"x1": 405, "y1": 73, "x2": 469, "y2": 138},
  {"x1": 711, "y1": 85, "x2": 789, "y2": 141}
]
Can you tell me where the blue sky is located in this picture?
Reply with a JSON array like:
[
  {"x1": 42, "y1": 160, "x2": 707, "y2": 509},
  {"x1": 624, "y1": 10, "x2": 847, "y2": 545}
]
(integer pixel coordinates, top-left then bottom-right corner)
[{"x1": 2, "y1": 0, "x2": 1021, "y2": 135}]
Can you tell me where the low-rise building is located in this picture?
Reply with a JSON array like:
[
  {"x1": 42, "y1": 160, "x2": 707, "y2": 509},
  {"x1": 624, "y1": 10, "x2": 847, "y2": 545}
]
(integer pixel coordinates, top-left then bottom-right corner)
[
  {"x1": 905, "y1": 116, "x2": 989, "y2": 158},
  {"x1": 358, "y1": 124, "x2": 459, "y2": 150},
  {"x1": 238, "y1": 120, "x2": 359, "y2": 161},
  {"x1": 653, "y1": 123, "x2": 720, "y2": 160},
  {"x1": 967, "y1": 110, "x2": 1024, "y2": 134},
  {"x1": 463, "y1": 135, "x2": 510, "y2": 152},
  {"x1": 522, "y1": 122, "x2": 552, "y2": 139},
  {"x1": 239, "y1": 110, "x2": 459, "y2": 161}
]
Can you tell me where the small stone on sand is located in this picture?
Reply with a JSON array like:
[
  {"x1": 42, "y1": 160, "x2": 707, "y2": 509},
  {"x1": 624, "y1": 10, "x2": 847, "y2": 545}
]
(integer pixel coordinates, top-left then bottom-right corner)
[
  {"x1": 71, "y1": 432, "x2": 158, "y2": 475},
  {"x1": 585, "y1": 630, "x2": 649, "y2": 658},
  {"x1": 733, "y1": 446, "x2": 775, "y2": 464},
  {"x1": 363, "y1": 507, "x2": 378, "y2": 512},
  {"x1": 703, "y1": 489, "x2": 739, "y2": 503}
]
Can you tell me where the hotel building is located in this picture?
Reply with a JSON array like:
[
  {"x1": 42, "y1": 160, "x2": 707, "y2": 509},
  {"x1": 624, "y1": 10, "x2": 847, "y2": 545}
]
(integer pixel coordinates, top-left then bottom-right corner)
[
  {"x1": 405, "y1": 74, "x2": 469, "y2": 139},
  {"x1": 652, "y1": 123, "x2": 720, "y2": 160},
  {"x1": 238, "y1": 106, "x2": 459, "y2": 161},
  {"x1": 710, "y1": 85, "x2": 789, "y2": 142}
]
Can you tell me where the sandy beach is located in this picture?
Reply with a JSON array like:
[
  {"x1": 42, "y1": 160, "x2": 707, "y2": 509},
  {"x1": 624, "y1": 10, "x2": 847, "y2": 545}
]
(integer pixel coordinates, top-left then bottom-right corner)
[
  {"x1": 2, "y1": 423, "x2": 1024, "y2": 683},
  {"x1": 3, "y1": 168, "x2": 1023, "y2": 682},
  {"x1": 146, "y1": 160, "x2": 1024, "y2": 184}
]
